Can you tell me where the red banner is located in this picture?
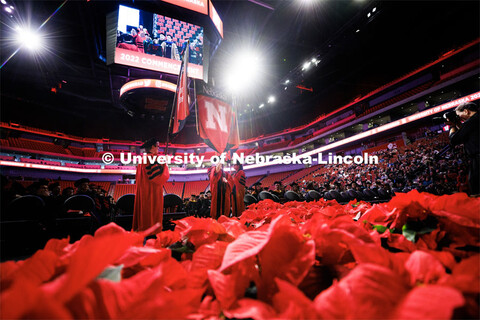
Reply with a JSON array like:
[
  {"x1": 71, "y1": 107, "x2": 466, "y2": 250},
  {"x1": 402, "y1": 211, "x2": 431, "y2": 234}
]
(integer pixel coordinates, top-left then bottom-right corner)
[
  {"x1": 197, "y1": 94, "x2": 237, "y2": 154},
  {"x1": 172, "y1": 44, "x2": 190, "y2": 134}
]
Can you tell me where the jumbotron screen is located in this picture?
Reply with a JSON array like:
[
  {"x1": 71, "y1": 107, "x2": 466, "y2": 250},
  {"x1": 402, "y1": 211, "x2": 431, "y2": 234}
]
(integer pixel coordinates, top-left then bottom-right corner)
[{"x1": 111, "y1": 5, "x2": 204, "y2": 79}]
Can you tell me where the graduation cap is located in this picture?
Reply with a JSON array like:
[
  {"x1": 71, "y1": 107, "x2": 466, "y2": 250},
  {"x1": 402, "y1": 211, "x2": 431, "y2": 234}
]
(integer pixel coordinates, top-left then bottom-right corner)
[
  {"x1": 48, "y1": 182, "x2": 60, "y2": 190},
  {"x1": 74, "y1": 178, "x2": 90, "y2": 188},
  {"x1": 141, "y1": 138, "x2": 158, "y2": 150},
  {"x1": 290, "y1": 182, "x2": 299, "y2": 187},
  {"x1": 273, "y1": 181, "x2": 282, "y2": 185}
]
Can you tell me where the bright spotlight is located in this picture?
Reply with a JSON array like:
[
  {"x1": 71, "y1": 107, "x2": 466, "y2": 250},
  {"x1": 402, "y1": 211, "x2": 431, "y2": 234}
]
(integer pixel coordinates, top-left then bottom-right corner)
[
  {"x1": 16, "y1": 28, "x2": 43, "y2": 51},
  {"x1": 267, "y1": 96, "x2": 275, "y2": 103},
  {"x1": 9, "y1": 5, "x2": 13, "y2": 9},
  {"x1": 4, "y1": 6, "x2": 12, "y2": 13},
  {"x1": 356, "y1": 29, "x2": 360, "y2": 33},
  {"x1": 0, "y1": 0, "x2": 7, "y2": 5},
  {"x1": 372, "y1": 7, "x2": 376, "y2": 12},
  {"x1": 259, "y1": 103, "x2": 265, "y2": 109},
  {"x1": 225, "y1": 50, "x2": 263, "y2": 94},
  {"x1": 302, "y1": 61, "x2": 311, "y2": 70},
  {"x1": 311, "y1": 58, "x2": 317, "y2": 63},
  {"x1": 285, "y1": 79, "x2": 290, "y2": 84},
  {"x1": 367, "y1": 12, "x2": 371, "y2": 18}
]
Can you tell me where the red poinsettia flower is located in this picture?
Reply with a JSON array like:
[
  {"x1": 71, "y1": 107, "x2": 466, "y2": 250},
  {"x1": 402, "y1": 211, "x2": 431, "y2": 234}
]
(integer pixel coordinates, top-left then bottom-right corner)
[
  {"x1": 314, "y1": 263, "x2": 410, "y2": 319},
  {"x1": 174, "y1": 217, "x2": 228, "y2": 248}
]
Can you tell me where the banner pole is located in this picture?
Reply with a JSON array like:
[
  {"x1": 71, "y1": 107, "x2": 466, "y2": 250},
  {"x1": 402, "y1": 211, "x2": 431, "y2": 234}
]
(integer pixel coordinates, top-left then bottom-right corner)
[
  {"x1": 165, "y1": 40, "x2": 189, "y2": 155},
  {"x1": 194, "y1": 79, "x2": 199, "y2": 135}
]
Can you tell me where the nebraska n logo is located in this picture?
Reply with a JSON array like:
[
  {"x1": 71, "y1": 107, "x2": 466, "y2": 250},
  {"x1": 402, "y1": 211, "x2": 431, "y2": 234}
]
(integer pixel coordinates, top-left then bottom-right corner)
[
  {"x1": 204, "y1": 101, "x2": 228, "y2": 133},
  {"x1": 197, "y1": 94, "x2": 235, "y2": 153}
]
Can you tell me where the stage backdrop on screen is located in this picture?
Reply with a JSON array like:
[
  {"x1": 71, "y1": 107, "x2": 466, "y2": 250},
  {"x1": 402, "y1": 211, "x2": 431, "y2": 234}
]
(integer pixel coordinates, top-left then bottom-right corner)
[{"x1": 107, "y1": 5, "x2": 205, "y2": 80}]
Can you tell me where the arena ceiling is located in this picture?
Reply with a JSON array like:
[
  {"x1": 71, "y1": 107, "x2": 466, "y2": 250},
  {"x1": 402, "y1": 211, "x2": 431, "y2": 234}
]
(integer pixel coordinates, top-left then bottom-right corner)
[{"x1": 1, "y1": 0, "x2": 479, "y2": 142}]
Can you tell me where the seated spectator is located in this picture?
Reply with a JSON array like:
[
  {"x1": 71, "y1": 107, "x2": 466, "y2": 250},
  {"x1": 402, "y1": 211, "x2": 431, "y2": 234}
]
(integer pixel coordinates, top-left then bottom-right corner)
[
  {"x1": 75, "y1": 178, "x2": 91, "y2": 195},
  {"x1": 48, "y1": 182, "x2": 61, "y2": 199},
  {"x1": 251, "y1": 182, "x2": 262, "y2": 198},
  {"x1": 271, "y1": 181, "x2": 285, "y2": 199}
]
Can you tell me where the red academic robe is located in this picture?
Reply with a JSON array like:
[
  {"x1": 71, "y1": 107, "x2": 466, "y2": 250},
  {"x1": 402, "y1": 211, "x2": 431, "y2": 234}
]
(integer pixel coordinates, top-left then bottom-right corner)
[
  {"x1": 132, "y1": 162, "x2": 169, "y2": 232},
  {"x1": 228, "y1": 170, "x2": 246, "y2": 217},
  {"x1": 209, "y1": 167, "x2": 231, "y2": 219}
]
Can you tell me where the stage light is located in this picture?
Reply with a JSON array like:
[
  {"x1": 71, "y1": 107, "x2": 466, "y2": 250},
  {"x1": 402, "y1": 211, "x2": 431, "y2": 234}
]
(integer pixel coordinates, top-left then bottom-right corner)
[
  {"x1": 9, "y1": 5, "x2": 13, "y2": 9},
  {"x1": 259, "y1": 103, "x2": 265, "y2": 109},
  {"x1": 356, "y1": 29, "x2": 360, "y2": 33},
  {"x1": 16, "y1": 27, "x2": 43, "y2": 51},
  {"x1": 4, "y1": 6, "x2": 12, "y2": 13},
  {"x1": 225, "y1": 50, "x2": 263, "y2": 94},
  {"x1": 367, "y1": 12, "x2": 371, "y2": 18},
  {"x1": 372, "y1": 7, "x2": 376, "y2": 12},
  {"x1": 302, "y1": 61, "x2": 311, "y2": 70},
  {"x1": 284, "y1": 87, "x2": 287, "y2": 90},
  {"x1": 0, "y1": 0, "x2": 6, "y2": 4},
  {"x1": 285, "y1": 79, "x2": 290, "y2": 84},
  {"x1": 267, "y1": 96, "x2": 275, "y2": 103}
]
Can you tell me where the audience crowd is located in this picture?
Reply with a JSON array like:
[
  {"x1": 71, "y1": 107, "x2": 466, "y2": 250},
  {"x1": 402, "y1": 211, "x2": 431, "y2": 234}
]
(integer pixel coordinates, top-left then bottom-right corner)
[{"x1": 1, "y1": 133, "x2": 471, "y2": 221}]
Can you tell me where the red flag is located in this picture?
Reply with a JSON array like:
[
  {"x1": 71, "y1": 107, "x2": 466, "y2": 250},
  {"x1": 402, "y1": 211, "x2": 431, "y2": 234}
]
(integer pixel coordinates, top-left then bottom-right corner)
[
  {"x1": 197, "y1": 94, "x2": 237, "y2": 154},
  {"x1": 172, "y1": 43, "x2": 189, "y2": 135}
]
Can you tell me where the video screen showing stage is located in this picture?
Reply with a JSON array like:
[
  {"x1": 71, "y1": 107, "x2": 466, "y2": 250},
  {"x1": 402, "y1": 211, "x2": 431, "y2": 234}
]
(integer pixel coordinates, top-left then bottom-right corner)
[{"x1": 114, "y1": 5, "x2": 204, "y2": 79}]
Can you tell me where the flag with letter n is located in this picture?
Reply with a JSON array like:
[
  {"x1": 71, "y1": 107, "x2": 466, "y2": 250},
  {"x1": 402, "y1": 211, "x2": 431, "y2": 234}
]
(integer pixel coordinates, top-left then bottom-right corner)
[
  {"x1": 196, "y1": 81, "x2": 240, "y2": 154},
  {"x1": 172, "y1": 42, "x2": 190, "y2": 135}
]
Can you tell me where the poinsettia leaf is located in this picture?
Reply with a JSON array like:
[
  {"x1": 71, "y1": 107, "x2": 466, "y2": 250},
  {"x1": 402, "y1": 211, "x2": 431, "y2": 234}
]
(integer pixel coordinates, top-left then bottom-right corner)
[
  {"x1": 219, "y1": 230, "x2": 270, "y2": 271},
  {"x1": 373, "y1": 225, "x2": 388, "y2": 233},
  {"x1": 97, "y1": 264, "x2": 123, "y2": 282},
  {"x1": 402, "y1": 224, "x2": 417, "y2": 243}
]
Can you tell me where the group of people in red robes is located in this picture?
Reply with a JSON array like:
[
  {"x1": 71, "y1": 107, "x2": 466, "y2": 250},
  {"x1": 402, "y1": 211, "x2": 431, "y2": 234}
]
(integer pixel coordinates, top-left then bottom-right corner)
[
  {"x1": 208, "y1": 161, "x2": 246, "y2": 219},
  {"x1": 132, "y1": 138, "x2": 246, "y2": 233}
]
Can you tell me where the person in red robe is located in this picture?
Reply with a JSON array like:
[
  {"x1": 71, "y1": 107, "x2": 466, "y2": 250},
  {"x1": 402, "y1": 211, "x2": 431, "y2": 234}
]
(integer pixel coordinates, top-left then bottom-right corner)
[
  {"x1": 133, "y1": 138, "x2": 170, "y2": 232},
  {"x1": 209, "y1": 162, "x2": 231, "y2": 219},
  {"x1": 228, "y1": 162, "x2": 246, "y2": 217}
]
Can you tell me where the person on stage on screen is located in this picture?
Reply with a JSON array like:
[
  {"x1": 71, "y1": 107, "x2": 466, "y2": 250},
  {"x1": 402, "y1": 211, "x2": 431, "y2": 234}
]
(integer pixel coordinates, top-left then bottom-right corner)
[
  {"x1": 448, "y1": 102, "x2": 479, "y2": 195},
  {"x1": 228, "y1": 161, "x2": 246, "y2": 217},
  {"x1": 133, "y1": 138, "x2": 170, "y2": 232},
  {"x1": 209, "y1": 162, "x2": 231, "y2": 219},
  {"x1": 161, "y1": 34, "x2": 180, "y2": 60}
]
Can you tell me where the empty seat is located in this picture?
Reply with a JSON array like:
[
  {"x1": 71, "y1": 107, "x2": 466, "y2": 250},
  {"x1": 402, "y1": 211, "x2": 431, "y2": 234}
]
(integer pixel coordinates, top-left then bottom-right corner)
[
  {"x1": 284, "y1": 190, "x2": 302, "y2": 202},
  {"x1": 244, "y1": 194, "x2": 257, "y2": 207},
  {"x1": 307, "y1": 190, "x2": 322, "y2": 201},
  {"x1": 377, "y1": 188, "x2": 392, "y2": 200},
  {"x1": 115, "y1": 194, "x2": 135, "y2": 215},
  {"x1": 164, "y1": 194, "x2": 184, "y2": 213},
  {"x1": 258, "y1": 191, "x2": 278, "y2": 202},
  {"x1": 6, "y1": 195, "x2": 45, "y2": 221}
]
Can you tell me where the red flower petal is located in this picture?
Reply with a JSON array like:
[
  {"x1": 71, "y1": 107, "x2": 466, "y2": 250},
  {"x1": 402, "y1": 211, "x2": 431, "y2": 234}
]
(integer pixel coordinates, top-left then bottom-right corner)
[
  {"x1": 391, "y1": 285, "x2": 465, "y2": 320},
  {"x1": 404, "y1": 251, "x2": 446, "y2": 286},
  {"x1": 223, "y1": 298, "x2": 276, "y2": 320},
  {"x1": 272, "y1": 278, "x2": 318, "y2": 319},
  {"x1": 219, "y1": 230, "x2": 269, "y2": 272},
  {"x1": 47, "y1": 230, "x2": 144, "y2": 302},
  {"x1": 175, "y1": 217, "x2": 227, "y2": 248},
  {"x1": 314, "y1": 264, "x2": 410, "y2": 319}
]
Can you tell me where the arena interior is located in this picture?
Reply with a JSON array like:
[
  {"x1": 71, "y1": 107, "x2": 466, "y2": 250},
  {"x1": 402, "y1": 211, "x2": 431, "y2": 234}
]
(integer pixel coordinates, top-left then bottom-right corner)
[{"x1": 1, "y1": 0, "x2": 479, "y2": 319}]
